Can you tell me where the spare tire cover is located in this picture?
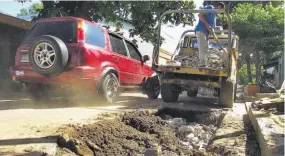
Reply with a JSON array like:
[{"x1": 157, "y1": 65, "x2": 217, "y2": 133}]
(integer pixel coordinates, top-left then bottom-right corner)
[{"x1": 29, "y1": 35, "x2": 69, "y2": 77}]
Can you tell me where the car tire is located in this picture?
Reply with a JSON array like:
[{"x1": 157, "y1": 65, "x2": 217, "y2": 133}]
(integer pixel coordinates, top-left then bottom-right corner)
[
  {"x1": 187, "y1": 89, "x2": 198, "y2": 97},
  {"x1": 161, "y1": 83, "x2": 179, "y2": 102},
  {"x1": 144, "y1": 76, "x2": 160, "y2": 99},
  {"x1": 219, "y1": 79, "x2": 235, "y2": 108},
  {"x1": 101, "y1": 73, "x2": 120, "y2": 103},
  {"x1": 24, "y1": 83, "x2": 50, "y2": 102},
  {"x1": 29, "y1": 35, "x2": 69, "y2": 77}
]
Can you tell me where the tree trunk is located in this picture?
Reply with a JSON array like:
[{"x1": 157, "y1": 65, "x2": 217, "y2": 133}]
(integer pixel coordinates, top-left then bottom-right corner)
[
  {"x1": 255, "y1": 51, "x2": 261, "y2": 84},
  {"x1": 245, "y1": 55, "x2": 253, "y2": 83}
]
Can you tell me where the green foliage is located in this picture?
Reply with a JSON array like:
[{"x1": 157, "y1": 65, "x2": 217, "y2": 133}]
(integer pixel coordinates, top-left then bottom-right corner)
[
  {"x1": 239, "y1": 64, "x2": 257, "y2": 85},
  {"x1": 28, "y1": 3, "x2": 43, "y2": 14},
  {"x1": 17, "y1": 3, "x2": 43, "y2": 16},
  {"x1": 205, "y1": 1, "x2": 284, "y2": 12},
  {"x1": 231, "y1": 3, "x2": 284, "y2": 83},
  {"x1": 17, "y1": 8, "x2": 28, "y2": 16},
  {"x1": 232, "y1": 3, "x2": 284, "y2": 54},
  {"x1": 38, "y1": 1, "x2": 195, "y2": 44}
]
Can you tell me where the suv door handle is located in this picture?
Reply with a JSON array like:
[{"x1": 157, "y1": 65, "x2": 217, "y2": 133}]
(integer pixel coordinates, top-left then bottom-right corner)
[
  {"x1": 134, "y1": 63, "x2": 138, "y2": 66},
  {"x1": 113, "y1": 56, "x2": 119, "y2": 61}
]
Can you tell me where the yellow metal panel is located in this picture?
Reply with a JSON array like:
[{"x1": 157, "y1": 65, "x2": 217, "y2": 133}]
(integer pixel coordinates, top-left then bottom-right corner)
[
  {"x1": 157, "y1": 66, "x2": 229, "y2": 77},
  {"x1": 162, "y1": 79, "x2": 220, "y2": 88}
]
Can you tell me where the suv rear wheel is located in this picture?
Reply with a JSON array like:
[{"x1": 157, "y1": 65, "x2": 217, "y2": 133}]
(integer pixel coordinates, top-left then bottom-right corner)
[
  {"x1": 29, "y1": 35, "x2": 69, "y2": 77},
  {"x1": 101, "y1": 73, "x2": 120, "y2": 103}
]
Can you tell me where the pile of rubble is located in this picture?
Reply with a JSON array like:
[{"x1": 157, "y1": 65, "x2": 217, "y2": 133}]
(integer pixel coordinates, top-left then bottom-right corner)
[
  {"x1": 173, "y1": 48, "x2": 227, "y2": 69},
  {"x1": 174, "y1": 51, "x2": 199, "y2": 67},
  {"x1": 165, "y1": 115, "x2": 217, "y2": 152},
  {"x1": 206, "y1": 48, "x2": 227, "y2": 69}
]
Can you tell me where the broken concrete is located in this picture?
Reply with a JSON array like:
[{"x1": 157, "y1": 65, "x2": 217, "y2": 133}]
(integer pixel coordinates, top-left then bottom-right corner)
[
  {"x1": 255, "y1": 93, "x2": 280, "y2": 101},
  {"x1": 173, "y1": 48, "x2": 226, "y2": 69},
  {"x1": 246, "y1": 102, "x2": 284, "y2": 156},
  {"x1": 208, "y1": 103, "x2": 261, "y2": 156}
]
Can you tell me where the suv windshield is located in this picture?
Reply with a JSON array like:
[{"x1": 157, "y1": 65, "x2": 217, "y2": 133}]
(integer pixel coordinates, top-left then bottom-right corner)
[{"x1": 24, "y1": 21, "x2": 77, "y2": 43}]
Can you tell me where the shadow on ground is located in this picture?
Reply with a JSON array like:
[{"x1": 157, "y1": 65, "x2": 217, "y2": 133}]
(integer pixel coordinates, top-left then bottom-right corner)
[
  {"x1": 243, "y1": 114, "x2": 261, "y2": 156},
  {"x1": 0, "y1": 136, "x2": 58, "y2": 146},
  {"x1": 0, "y1": 91, "x2": 223, "y2": 112}
]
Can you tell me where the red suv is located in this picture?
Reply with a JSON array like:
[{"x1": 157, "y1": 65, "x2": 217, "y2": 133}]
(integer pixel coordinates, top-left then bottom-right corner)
[{"x1": 10, "y1": 17, "x2": 160, "y2": 103}]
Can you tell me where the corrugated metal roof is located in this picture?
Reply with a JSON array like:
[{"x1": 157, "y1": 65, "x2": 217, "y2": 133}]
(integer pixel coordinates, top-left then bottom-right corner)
[{"x1": 0, "y1": 11, "x2": 33, "y2": 29}]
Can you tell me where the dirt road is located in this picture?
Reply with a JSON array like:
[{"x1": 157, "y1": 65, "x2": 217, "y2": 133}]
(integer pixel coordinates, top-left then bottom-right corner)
[
  {"x1": 0, "y1": 92, "x2": 258, "y2": 155},
  {"x1": 0, "y1": 92, "x2": 221, "y2": 138}
]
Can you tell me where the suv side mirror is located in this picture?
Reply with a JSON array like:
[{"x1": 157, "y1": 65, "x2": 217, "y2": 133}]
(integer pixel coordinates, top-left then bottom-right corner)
[{"x1": 142, "y1": 55, "x2": 150, "y2": 63}]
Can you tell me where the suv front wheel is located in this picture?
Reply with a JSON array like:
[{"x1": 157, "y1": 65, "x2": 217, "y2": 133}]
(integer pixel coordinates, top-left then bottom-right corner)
[{"x1": 144, "y1": 76, "x2": 160, "y2": 99}]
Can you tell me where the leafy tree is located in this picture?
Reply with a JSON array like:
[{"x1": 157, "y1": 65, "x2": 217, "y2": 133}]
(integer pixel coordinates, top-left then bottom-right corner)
[
  {"x1": 17, "y1": 3, "x2": 43, "y2": 17},
  {"x1": 36, "y1": 1, "x2": 195, "y2": 44},
  {"x1": 17, "y1": 8, "x2": 28, "y2": 16},
  {"x1": 204, "y1": 1, "x2": 284, "y2": 12},
  {"x1": 231, "y1": 3, "x2": 284, "y2": 83},
  {"x1": 28, "y1": 3, "x2": 43, "y2": 15}
]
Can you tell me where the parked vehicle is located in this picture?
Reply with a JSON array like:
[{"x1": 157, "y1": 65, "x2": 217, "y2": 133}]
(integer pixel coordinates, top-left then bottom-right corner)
[
  {"x1": 10, "y1": 16, "x2": 160, "y2": 103},
  {"x1": 152, "y1": 8, "x2": 239, "y2": 107}
]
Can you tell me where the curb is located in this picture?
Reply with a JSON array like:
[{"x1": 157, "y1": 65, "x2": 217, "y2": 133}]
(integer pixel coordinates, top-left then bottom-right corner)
[{"x1": 245, "y1": 102, "x2": 284, "y2": 156}]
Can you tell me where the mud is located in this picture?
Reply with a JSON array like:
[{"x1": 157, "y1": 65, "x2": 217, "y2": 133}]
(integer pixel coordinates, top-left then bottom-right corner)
[
  {"x1": 57, "y1": 111, "x2": 210, "y2": 156},
  {"x1": 56, "y1": 109, "x2": 260, "y2": 156}
]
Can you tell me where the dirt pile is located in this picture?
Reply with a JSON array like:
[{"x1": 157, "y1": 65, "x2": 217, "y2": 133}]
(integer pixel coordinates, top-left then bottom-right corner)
[{"x1": 57, "y1": 111, "x2": 209, "y2": 156}]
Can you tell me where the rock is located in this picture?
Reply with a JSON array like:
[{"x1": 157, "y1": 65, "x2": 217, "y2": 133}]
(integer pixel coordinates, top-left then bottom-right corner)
[
  {"x1": 85, "y1": 140, "x2": 102, "y2": 151},
  {"x1": 188, "y1": 145, "x2": 193, "y2": 149},
  {"x1": 193, "y1": 130, "x2": 200, "y2": 136},
  {"x1": 187, "y1": 125, "x2": 195, "y2": 133},
  {"x1": 172, "y1": 118, "x2": 186, "y2": 126},
  {"x1": 208, "y1": 124, "x2": 215, "y2": 129},
  {"x1": 202, "y1": 124, "x2": 211, "y2": 132},
  {"x1": 200, "y1": 133, "x2": 209, "y2": 140},
  {"x1": 194, "y1": 125, "x2": 203, "y2": 131},
  {"x1": 169, "y1": 124, "x2": 177, "y2": 130},
  {"x1": 181, "y1": 141, "x2": 189, "y2": 146},
  {"x1": 66, "y1": 139, "x2": 94, "y2": 156},
  {"x1": 191, "y1": 137, "x2": 199, "y2": 144},
  {"x1": 186, "y1": 133, "x2": 195, "y2": 141},
  {"x1": 178, "y1": 125, "x2": 194, "y2": 134},
  {"x1": 164, "y1": 115, "x2": 173, "y2": 120}
]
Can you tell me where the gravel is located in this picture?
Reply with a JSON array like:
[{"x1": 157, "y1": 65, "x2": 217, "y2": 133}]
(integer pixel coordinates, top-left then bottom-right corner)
[
  {"x1": 157, "y1": 109, "x2": 223, "y2": 153},
  {"x1": 174, "y1": 48, "x2": 227, "y2": 69}
]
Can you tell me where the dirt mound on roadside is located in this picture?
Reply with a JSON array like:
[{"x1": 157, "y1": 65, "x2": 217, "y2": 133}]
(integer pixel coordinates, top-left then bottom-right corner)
[{"x1": 57, "y1": 111, "x2": 208, "y2": 156}]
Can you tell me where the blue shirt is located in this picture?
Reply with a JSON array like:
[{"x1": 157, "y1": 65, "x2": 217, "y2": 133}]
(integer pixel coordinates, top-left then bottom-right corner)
[{"x1": 195, "y1": 5, "x2": 216, "y2": 36}]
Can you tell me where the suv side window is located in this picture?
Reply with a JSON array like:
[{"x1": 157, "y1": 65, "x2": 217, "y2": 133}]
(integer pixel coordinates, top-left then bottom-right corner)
[
  {"x1": 85, "y1": 23, "x2": 105, "y2": 48},
  {"x1": 109, "y1": 34, "x2": 128, "y2": 57},
  {"x1": 126, "y1": 41, "x2": 141, "y2": 61}
]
